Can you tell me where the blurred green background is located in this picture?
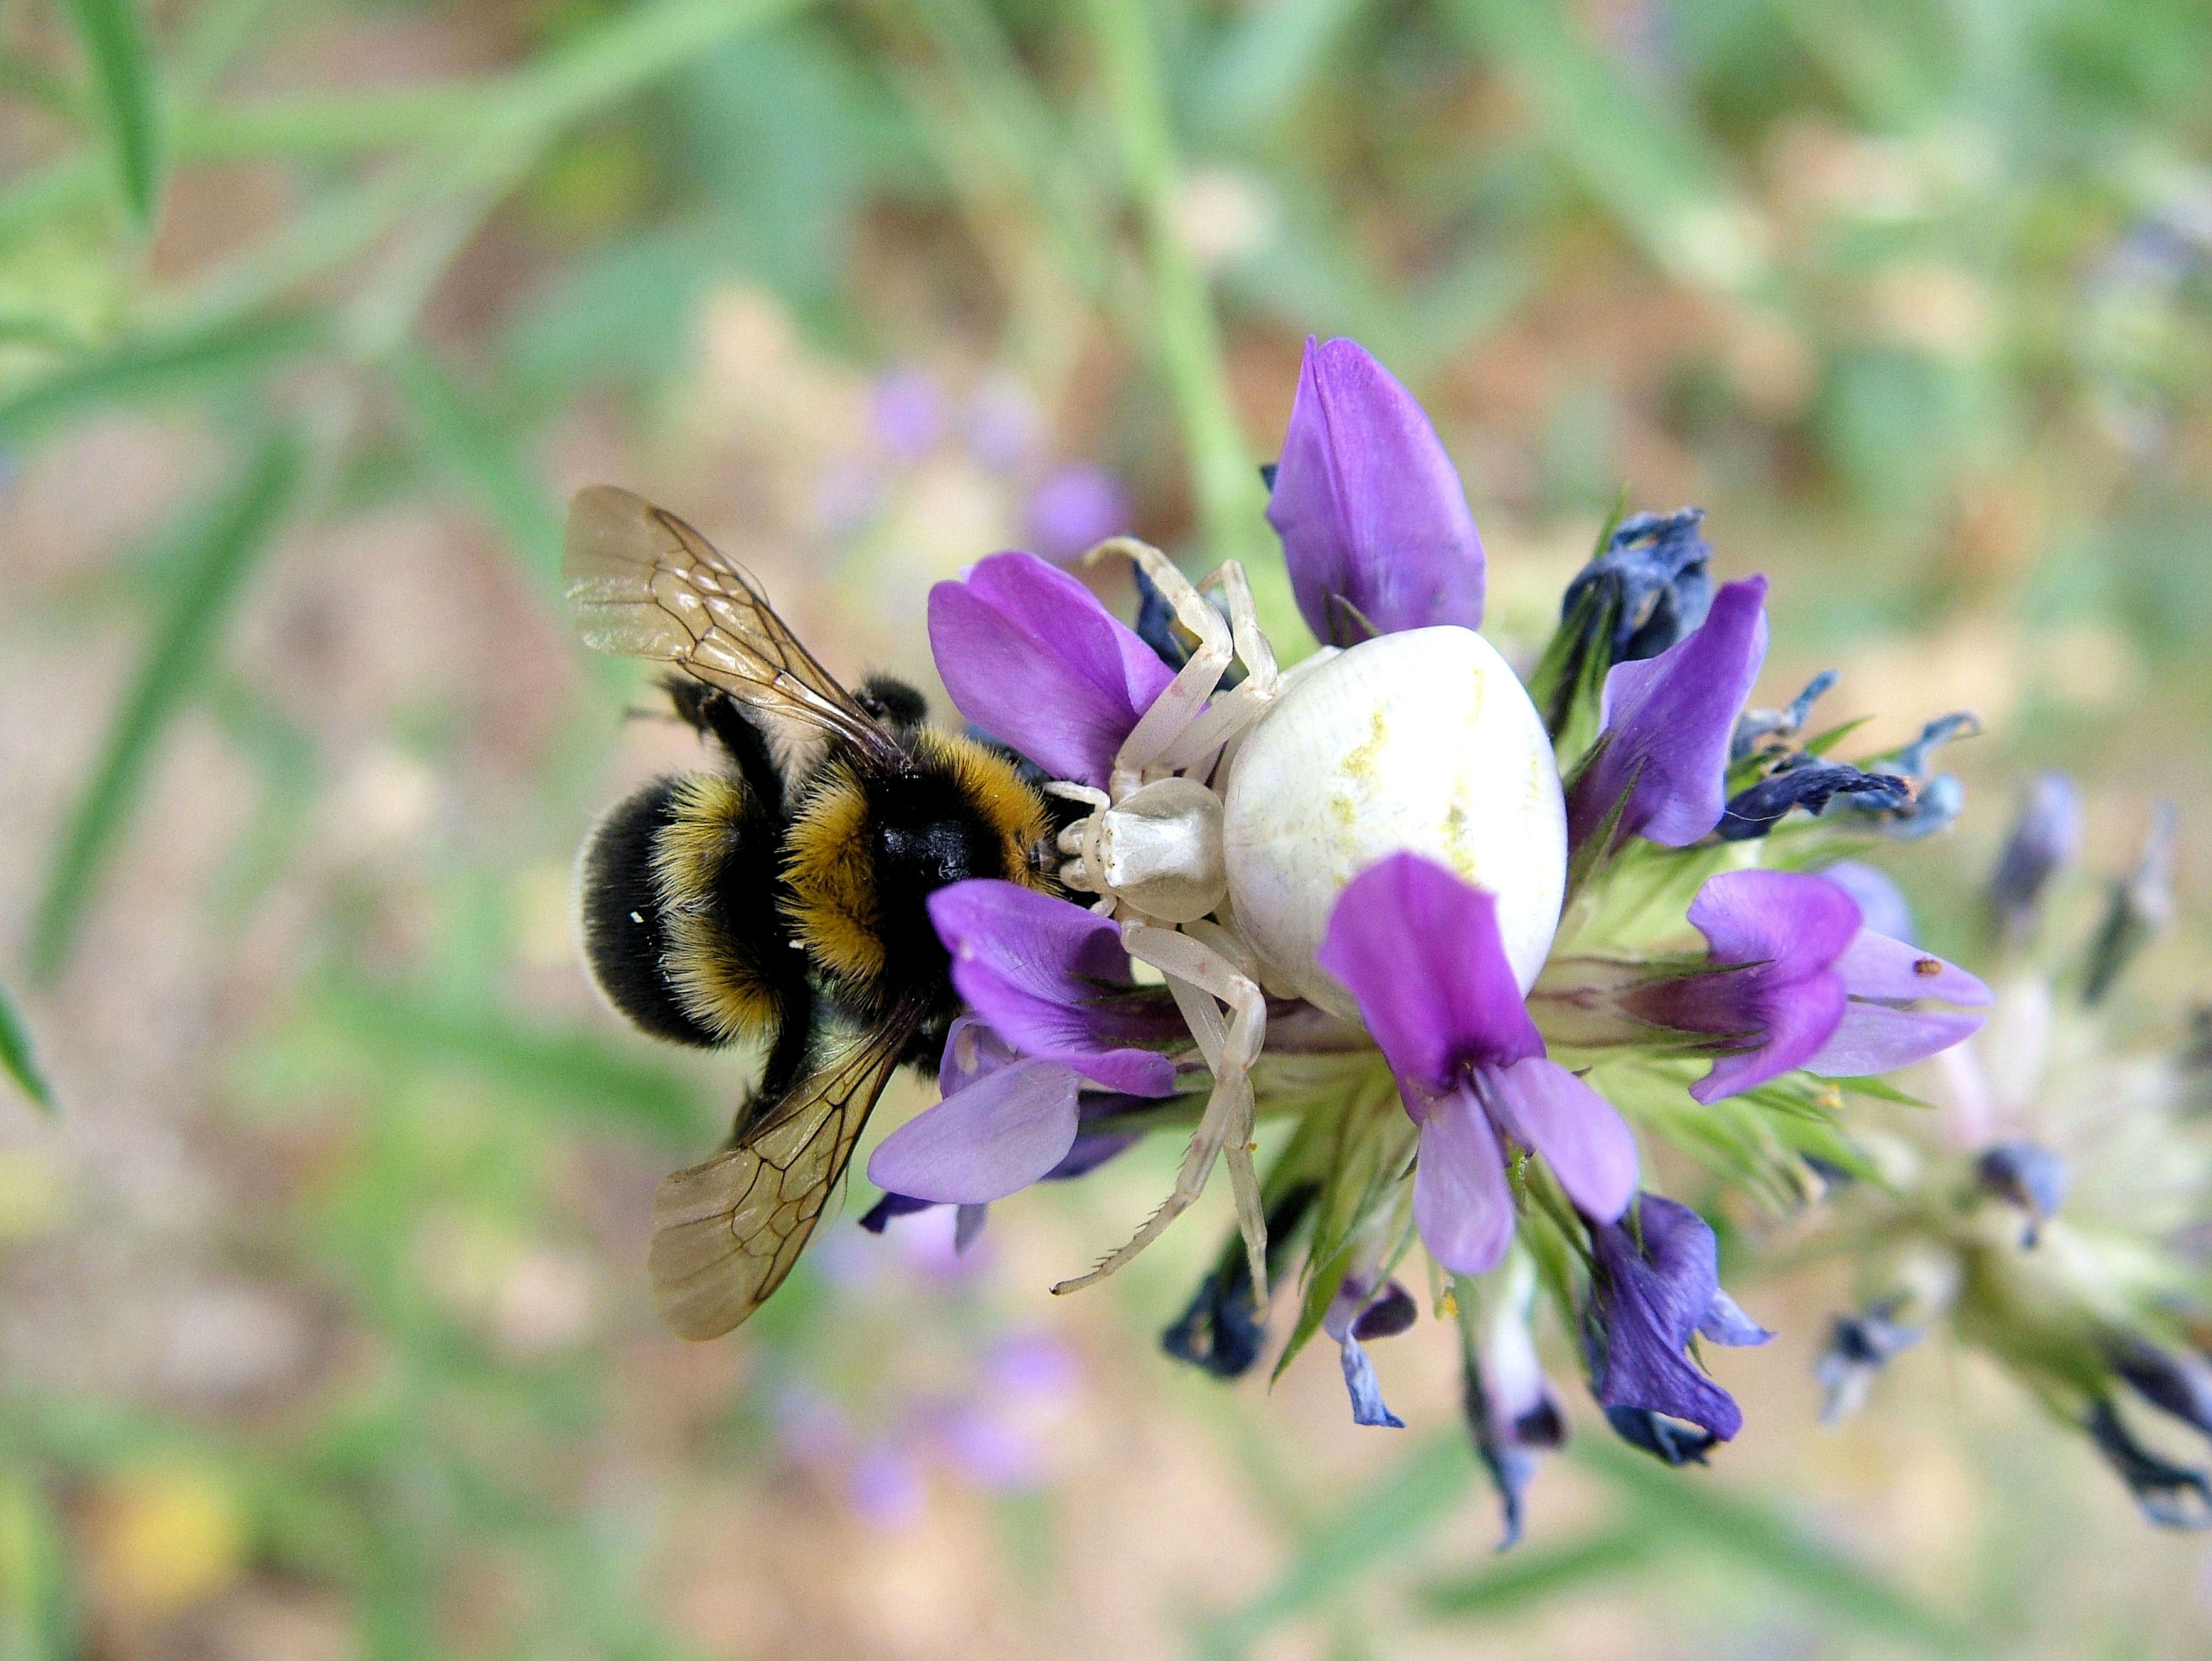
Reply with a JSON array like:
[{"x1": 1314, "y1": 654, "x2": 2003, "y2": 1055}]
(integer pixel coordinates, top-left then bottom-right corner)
[{"x1": 3, "y1": 1, "x2": 2210, "y2": 1656}]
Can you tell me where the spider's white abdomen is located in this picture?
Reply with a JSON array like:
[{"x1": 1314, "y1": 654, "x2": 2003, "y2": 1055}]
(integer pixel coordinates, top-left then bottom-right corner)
[{"x1": 1220, "y1": 626, "x2": 1566, "y2": 1019}]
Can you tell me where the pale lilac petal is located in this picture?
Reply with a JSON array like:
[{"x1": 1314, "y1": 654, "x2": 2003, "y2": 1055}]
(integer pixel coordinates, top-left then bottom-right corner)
[
  {"x1": 1568, "y1": 576, "x2": 1769, "y2": 849},
  {"x1": 1479, "y1": 1058, "x2": 1637, "y2": 1224},
  {"x1": 1819, "y1": 861, "x2": 1917, "y2": 945},
  {"x1": 928, "y1": 552, "x2": 1173, "y2": 786},
  {"x1": 1699, "y1": 1289, "x2": 1775, "y2": 1347},
  {"x1": 930, "y1": 881, "x2": 1181, "y2": 1096},
  {"x1": 865, "y1": 1058, "x2": 1082, "y2": 1204},
  {"x1": 1267, "y1": 337, "x2": 1484, "y2": 644},
  {"x1": 1805, "y1": 1003, "x2": 1984, "y2": 1078},
  {"x1": 1832, "y1": 930, "x2": 1992, "y2": 1007},
  {"x1": 1338, "y1": 1335, "x2": 1406, "y2": 1429},
  {"x1": 1316, "y1": 854, "x2": 1545, "y2": 1091},
  {"x1": 1689, "y1": 866, "x2": 1863, "y2": 974},
  {"x1": 1413, "y1": 1086, "x2": 1516, "y2": 1275}
]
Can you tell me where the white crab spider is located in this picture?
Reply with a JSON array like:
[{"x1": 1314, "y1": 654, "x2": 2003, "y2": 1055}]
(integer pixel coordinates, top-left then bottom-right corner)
[{"x1": 1046, "y1": 539, "x2": 1570, "y2": 1299}]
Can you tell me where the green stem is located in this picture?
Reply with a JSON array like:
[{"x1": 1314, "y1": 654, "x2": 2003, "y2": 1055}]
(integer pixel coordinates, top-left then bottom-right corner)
[{"x1": 1083, "y1": 1, "x2": 1270, "y2": 575}]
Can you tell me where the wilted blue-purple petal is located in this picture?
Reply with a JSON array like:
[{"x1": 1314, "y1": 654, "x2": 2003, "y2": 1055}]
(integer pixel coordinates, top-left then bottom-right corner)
[
  {"x1": 1338, "y1": 1334, "x2": 1407, "y2": 1428},
  {"x1": 1820, "y1": 861, "x2": 1917, "y2": 945},
  {"x1": 1413, "y1": 1085, "x2": 1516, "y2": 1275},
  {"x1": 930, "y1": 881, "x2": 1180, "y2": 1096},
  {"x1": 1477, "y1": 1058, "x2": 1637, "y2": 1224},
  {"x1": 858, "y1": 1191, "x2": 936, "y2": 1233},
  {"x1": 928, "y1": 551, "x2": 1174, "y2": 787},
  {"x1": 865, "y1": 1056, "x2": 1081, "y2": 1204},
  {"x1": 1816, "y1": 1305, "x2": 1922, "y2": 1424},
  {"x1": 1718, "y1": 759, "x2": 1909, "y2": 841},
  {"x1": 1568, "y1": 576, "x2": 1769, "y2": 849},
  {"x1": 2085, "y1": 1399, "x2": 2212, "y2": 1529},
  {"x1": 2110, "y1": 1336, "x2": 2212, "y2": 1443},
  {"x1": 1992, "y1": 772, "x2": 2082, "y2": 936},
  {"x1": 1316, "y1": 854, "x2": 1545, "y2": 1091},
  {"x1": 1267, "y1": 337, "x2": 1485, "y2": 644},
  {"x1": 1977, "y1": 1141, "x2": 2070, "y2": 1245},
  {"x1": 1586, "y1": 1194, "x2": 1745, "y2": 1445}
]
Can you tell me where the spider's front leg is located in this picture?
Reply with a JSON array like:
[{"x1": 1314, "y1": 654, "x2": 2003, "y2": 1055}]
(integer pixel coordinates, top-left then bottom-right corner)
[
  {"x1": 1160, "y1": 560, "x2": 1282, "y2": 773},
  {"x1": 1051, "y1": 923, "x2": 1269, "y2": 1298},
  {"x1": 1084, "y1": 537, "x2": 1235, "y2": 791}
]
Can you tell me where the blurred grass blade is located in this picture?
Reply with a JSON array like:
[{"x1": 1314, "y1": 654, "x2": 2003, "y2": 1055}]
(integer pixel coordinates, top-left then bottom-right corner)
[
  {"x1": 317, "y1": 979, "x2": 718, "y2": 1150},
  {"x1": 1574, "y1": 1438, "x2": 1984, "y2": 1656},
  {"x1": 1192, "y1": 0, "x2": 1368, "y2": 140},
  {"x1": 0, "y1": 1473, "x2": 82, "y2": 1659},
  {"x1": 29, "y1": 432, "x2": 305, "y2": 982},
  {"x1": 1417, "y1": 1522, "x2": 1654, "y2": 1617},
  {"x1": 1196, "y1": 1433, "x2": 1474, "y2": 1658},
  {"x1": 67, "y1": 0, "x2": 165, "y2": 228},
  {"x1": 0, "y1": 980, "x2": 55, "y2": 1113},
  {"x1": 1449, "y1": 0, "x2": 1767, "y2": 297},
  {"x1": 0, "y1": 312, "x2": 321, "y2": 443},
  {"x1": 387, "y1": 346, "x2": 561, "y2": 586}
]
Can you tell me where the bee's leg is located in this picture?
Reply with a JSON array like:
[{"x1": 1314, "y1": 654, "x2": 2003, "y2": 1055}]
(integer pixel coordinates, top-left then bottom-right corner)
[
  {"x1": 1160, "y1": 561, "x2": 1281, "y2": 773},
  {"x1": 666, "y1": 678, "x2": 787, "y2": 818},
  {"x1": 1052, "y1": 925, "x2": 1268, "y2": 1297},
  {"x1": 1083, "y1": 538, "x2": 1233, "y2": 792},
  {"x1": 729, "y1": 989, "x2": 816, "y2": 1144}
]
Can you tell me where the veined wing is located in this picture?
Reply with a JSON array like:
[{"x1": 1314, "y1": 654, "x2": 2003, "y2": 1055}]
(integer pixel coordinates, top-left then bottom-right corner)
[
  {"x1": 647, "y1": 1011, "x2": 923, "y2": 1340},
  {"x1": 564, "y1": 484, "x2": 900, "y2": 764}
]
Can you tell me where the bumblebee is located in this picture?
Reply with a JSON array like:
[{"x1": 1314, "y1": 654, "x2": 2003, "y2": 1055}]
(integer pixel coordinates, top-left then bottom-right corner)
[{"x1": 565, "y1": 486, "x2": 1056, "y2": 1339}]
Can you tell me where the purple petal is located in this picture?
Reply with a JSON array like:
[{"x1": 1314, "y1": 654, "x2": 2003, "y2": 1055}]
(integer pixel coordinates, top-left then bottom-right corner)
[
  {"x1": 1689, "y1": 867, "x2": 1864, "y2": 975},
  {"x1": 1266, "y1": 337, "x2": 1484, "y2": 644},
  {"x1": 930, "y1": 881, "x2": 1181, "y2": 1096},
  {"x1": 1586, "y1": 1194, "x2": 1745, "y2": 1443},
  {"x1": 1413, "y1": 1085, "x2": 1516, "y2": 1275},
  {"x1": 1568, "y1": 576, "x2": 1769, "y2": 849},
  {"x1": 1831, "y1": 929, "x2": 1992, "y2": 1007},
  {"x1": 865, "y1": 1057, "x2": 1082, "y2": 1204},
  {"x1": 1691, "y1": 973, "x2": 1847, "y2": 1103},
  {"x1": 1316, "y1": 854, "x2": 1545, "y2": 1092},
  {"x1": 928, "y1": 552, "x2": 1174, "y2": 787},
  {"x1": 1477, "y1": 1058, "x2": 1638, "y2": 1224},
  {"x1": 1804, "y1": 1003, "x2": 1984, "y2": 1078}
]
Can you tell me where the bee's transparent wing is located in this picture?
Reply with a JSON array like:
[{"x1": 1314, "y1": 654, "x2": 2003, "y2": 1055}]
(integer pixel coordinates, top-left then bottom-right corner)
[
  {"x1": 647, "y1": 1015, "x2": 920, "y2": 1339},
  {"x1": 564, "y1": 484, "x2": 900, "y2": 763}
]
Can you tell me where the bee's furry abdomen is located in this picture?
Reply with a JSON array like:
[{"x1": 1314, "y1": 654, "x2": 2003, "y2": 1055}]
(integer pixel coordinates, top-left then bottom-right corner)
[
  {"x1": 578, "y1": 771, "x2": 797, "y2": 1049},
  {"x1": 578, "y1": 778, "x2": 726, "y2": 1048}
]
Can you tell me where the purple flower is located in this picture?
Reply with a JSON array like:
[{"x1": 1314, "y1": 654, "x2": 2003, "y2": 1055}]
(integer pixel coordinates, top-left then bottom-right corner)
[
  {"x1": 1565, "y1": 576, "x2": 1768, "y2": 851},
  {"x1": 1629, "y1": 869, "x2": 1991, "y2": 1104},
  {"x1": 1316, "y1": 855, "x2": 1639, "y2": 1276},
  {"x1": 1265, "y1": 337, "x2": 1486, "y2": 645},
  {"x1": 871, "y1": 366, "x2": 945, "y2": 460},
  {"x1": 1026, "y1": 464, "x2": 1130, "y2": 563},
  {"x1": 928, "y1": 552, "x2": 1173, "y2": 788},
  {"x1": 868, "y1": 890, "x2": 1188, "y2": 1207},
  {"x1": 1585, "y1": 1194, "x2": 1772, "y2": 1461}
]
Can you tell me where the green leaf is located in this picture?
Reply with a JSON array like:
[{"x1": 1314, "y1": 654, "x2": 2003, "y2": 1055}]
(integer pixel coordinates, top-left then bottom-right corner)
[
  {"x1": 29, "y1": 431, "x2": 305, "y2": 982},
  {"x1": 314, "y1": 979, "x2": 720, "y2": 1152},
  {"x1": 1417, "y1": 1522, "x2": 1654, "y2": 1617},
  {"x1": 67, "y1": 0, "x2": 164, "y2": 229},
  {"x1": 1573, "y1": 1438, "x2": 1986, "y2": 1657},
  {"x1": 1195, "y1": 1433, "x2": 1476, "y2": 1658},
  {"x1": 1447, "y1": 0, "x2": 1768, "y2": 296},
  {"x1": 387, "y1": 347, "x2": 562, "y2": 588},
  {"x1": 0, "y1": 313, "x2": 322, "y2": 443},
  {"x1": 0, "y1": 1473, "x2": 82, "y2": 1659},
  {"x1": 0, "y1": 980, "x2": 54, "y2": 1113}
]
